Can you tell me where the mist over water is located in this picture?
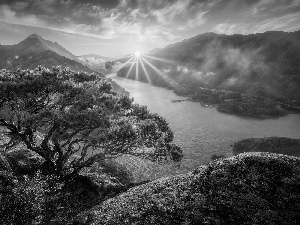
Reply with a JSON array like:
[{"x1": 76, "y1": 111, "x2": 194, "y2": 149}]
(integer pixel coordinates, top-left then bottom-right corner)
[{"x1": 109, "y1": 73, "x2": 300, "y2": 178}]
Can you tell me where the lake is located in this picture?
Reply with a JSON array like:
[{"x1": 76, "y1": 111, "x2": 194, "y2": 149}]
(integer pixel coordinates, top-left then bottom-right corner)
[{"x1": 108, "y1": 73, "x2": 300, "y2": 180}]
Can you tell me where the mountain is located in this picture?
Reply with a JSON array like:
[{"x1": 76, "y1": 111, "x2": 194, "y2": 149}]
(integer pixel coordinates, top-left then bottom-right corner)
[
  {"x1": 0, "y1": 34, "x2": 99, "y2": 75},
  {"x1": 117, "y1": 31, "x2": 300, "y2": 117},
  {"x1": 0, "y1": 34, "x2": 130, "y2": 94},
  {"x1": 75, "y1": 152, "x2": 300, "y2": 225},
  {"x1": 79, "y1": 54, "x2": 116, "y2": 62},
  {"x1": 77, "y1": 54, "x2": 116, "y2": 74},
  {"x1": 117, "y1": 60, "x2": 174, "y2": 89},
  {"x1": 148, "y1": 31, "x2": 300, "y2": 100},
  {"x1": 20, "y1": 33, "x2": 78, "y2": 61}
]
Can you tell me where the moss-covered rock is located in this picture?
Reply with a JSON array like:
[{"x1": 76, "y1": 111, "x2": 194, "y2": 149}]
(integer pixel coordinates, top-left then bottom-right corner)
[{"x1": 74, "y1": 153, "x2": 300, "y2": 225}]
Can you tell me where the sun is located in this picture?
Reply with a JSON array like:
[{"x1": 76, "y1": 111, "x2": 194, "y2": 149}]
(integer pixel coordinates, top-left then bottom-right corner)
[{"x1": 135, "y1": 51, "x2": 141, "y2": 57}]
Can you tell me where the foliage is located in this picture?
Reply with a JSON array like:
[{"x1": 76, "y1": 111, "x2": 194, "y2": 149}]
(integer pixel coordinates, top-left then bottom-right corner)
[
  {"x1": 211, "y1": 154, "x2": 226, "y2": 161},
  {"x1": 74, "y1": 153, "x2": 300, "y2": 225},
  {"x1": 0, "y1": 172, "x2": 63, "y2": 225},
  {"x1": 88, "y1": 159, "x2": 134, "y2": 186},
  {"x1": 145, "y1": 31, "x2": 300, "y2": 106},
  {"x1": 0, "y1": 66, "x2": 182, "y2": 178}
]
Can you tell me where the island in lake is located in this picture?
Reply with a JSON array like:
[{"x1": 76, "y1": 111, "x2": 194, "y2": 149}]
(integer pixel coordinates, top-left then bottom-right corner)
[{"x1": 232, "y1": 137, "x2": 300, "y2": 157}]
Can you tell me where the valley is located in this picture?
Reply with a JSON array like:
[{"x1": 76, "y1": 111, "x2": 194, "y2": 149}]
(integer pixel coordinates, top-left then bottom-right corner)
[
  {"x1": 116, "y1": 31, "x2": 300, "y2": 118},
  {"x1": 108, "y1": 73, "x2": 300, "y2": 176},
  {"x1": 1, "y1": 0, "x2": 300, "y2": 223}
]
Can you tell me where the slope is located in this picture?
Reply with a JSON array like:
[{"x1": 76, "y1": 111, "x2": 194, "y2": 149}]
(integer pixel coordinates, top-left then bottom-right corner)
[
  {"x1": 0, "y1": 34, "x2": 100, "y2": 75},
  {"x1": 75, "y1": 152, "x2": 300, "y2": 225}
]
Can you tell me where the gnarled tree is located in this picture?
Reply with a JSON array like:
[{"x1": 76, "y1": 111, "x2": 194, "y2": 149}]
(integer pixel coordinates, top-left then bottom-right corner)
[{"x1": 0, "y1": 67, "x2": 182, "y2": 178}]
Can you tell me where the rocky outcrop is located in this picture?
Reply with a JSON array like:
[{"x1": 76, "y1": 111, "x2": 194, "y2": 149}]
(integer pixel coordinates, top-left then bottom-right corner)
[
  {"x1": 74, "y1": 153, "x2": 300, "y2": 225},
  {"x1": 233, "y1": 137, "x2": 300, "y2": 157}
]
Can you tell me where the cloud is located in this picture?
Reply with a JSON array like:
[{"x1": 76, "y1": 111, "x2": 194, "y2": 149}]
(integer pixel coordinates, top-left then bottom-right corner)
[
  {"x1": 252, "y1": 11, "x2": 300, "y2": 33},
  {"x1": 180, "y1": 11, "x2": 207, "y2": 30},
  {"x1": 0, "y1": 5, "x2": 46, "y2": 27},
  {"x1": 213, "y1": 10, "x2": 300, "y2": 34},
  {"x1": 11, "y1": 1, "x2": 29, "y2": 10},
  {"x1": 1, "y1": 0, "x2": 300, "y2": 57},
  {"x1": 150, "y1": 0, "x2": 191, "y2": 25}
]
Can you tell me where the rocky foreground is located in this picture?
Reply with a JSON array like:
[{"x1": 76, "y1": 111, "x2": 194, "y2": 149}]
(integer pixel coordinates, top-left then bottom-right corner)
[{"x1": 75, "y1": 153, "x2": 300, "y2": 225}]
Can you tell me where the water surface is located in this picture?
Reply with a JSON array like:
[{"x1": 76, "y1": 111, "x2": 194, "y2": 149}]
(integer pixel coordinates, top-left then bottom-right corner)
[{"x1": 108, "y1": 74, "x2": 300, "y2": 178}]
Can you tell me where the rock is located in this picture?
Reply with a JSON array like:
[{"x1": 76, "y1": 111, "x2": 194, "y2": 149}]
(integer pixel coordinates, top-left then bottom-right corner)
[
  {"x1": 74, "y1": 153, "x2": 300, "y2": 225},
  {"x1": 3, "y1": 149, "x2": 42, "y2": 175},
  {"x1": 65, "y1": 173, "x2": 126, "y2": 203}
]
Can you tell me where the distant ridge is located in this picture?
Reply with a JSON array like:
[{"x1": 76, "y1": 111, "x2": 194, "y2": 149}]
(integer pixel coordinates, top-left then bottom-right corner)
[
  {"x1": 0, "y1": 34, "x2": 131, "y2": 94},
  {"x1": 18, "y1": 34, "x2": 78, "y2": 61},
  {"x1": 143, "y1": 30, "x2": 300, "y2": 100},
  {"x1": 77, "y1": 54, "x2": 117, "y2": 74},
  {"x1": 78, "y1": 54, "x2": 116, "y2": 62},
  {"x1": 0, "y1": 33, "x2": 100, "y2": 75}
]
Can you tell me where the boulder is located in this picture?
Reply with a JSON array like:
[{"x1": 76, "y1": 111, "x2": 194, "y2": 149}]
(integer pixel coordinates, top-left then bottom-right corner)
[{"x1": 75, "y1": 153, "x2": 300, "y2": 225}]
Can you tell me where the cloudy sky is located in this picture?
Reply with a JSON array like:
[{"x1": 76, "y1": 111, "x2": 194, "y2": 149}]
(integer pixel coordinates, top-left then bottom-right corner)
[{"x1": 0, "y1": 0, "x2": 300, "y2": 58}]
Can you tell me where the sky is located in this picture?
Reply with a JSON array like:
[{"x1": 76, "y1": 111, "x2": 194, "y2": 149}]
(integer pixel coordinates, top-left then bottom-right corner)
[{"x1": 0, "y1": 0, "x2": 300, "y2": 58}]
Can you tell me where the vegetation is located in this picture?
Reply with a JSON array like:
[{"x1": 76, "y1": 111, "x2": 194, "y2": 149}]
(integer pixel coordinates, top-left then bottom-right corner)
[
  {"x1": 174, "y1": 86, "x2": 287, "y2": 117},
  {"x1": 0, "y1": 171, "x2": 63, "y2": 224},
  {"x1": 232, "y1": 137, "x2": 300, "y2": 157},
  {"x1": 217, "y1": 97, "x2": 287, "y2": 118},
  {"x1": 116, "y1": 31, "x2": 300, "y2": 117},
  {"x1": 0, "y1": 34, "x2": 130, "y2": 95},
  {"x1": 74, "y1": 153, "x2": 300, "y2": 225},
  {"x1": 0, "y1": 66, "x2": 182, "y2": 178},
  {"x1": 0, "y1": 66, "x2": 182, "y2": 223},
  {"x1": 0, "y1": 34, "x2": 96, "y2": 75},
  {"x1": 149, "y1": 31, "x2": 300, "y2": 100}
]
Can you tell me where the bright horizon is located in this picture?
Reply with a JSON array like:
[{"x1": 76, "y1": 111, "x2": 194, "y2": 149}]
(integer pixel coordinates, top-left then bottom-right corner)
[{"x1": 1, "y1": 0, "x2": 300, "y2": 58}]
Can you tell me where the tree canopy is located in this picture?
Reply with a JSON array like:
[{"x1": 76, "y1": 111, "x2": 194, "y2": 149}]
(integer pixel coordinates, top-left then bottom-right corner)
[{"x1": 0, "y1": 66, "x2": 182, "y2": 178}]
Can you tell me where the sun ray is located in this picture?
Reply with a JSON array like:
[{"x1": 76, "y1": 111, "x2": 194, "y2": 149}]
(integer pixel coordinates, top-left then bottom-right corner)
[
  {"x1": 125, "y1": 57, "x2": 137, "y2": 78},
  {"x1": 141, "y1": 57, "x2": 167, "y2": 78},
  {"x1": 141, "y1": 57, "x2": 179, "y2": 88},
  {"x1": 135, "y1": 57, "x2": 139, "y2": 81},
  {"x1": 122, "y1": 54, "x2": 135, "y2": 59},
  {"x1": 139, "y1": 57, "x2": 152, "y2": 85},
  {"x1": 143, "y1": 55, "x2": 177, "y2": 65},
  {"x1": 113, "y1": 56, "x2": 135, "y2": 72}
]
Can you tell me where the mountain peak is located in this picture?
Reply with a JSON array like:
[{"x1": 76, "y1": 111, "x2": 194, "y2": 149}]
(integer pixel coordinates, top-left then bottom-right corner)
[
  {"x1": 27, "y1": 33, "x2": 43, "y2": 41},
  {"x1": 16, "y1": 34, "x2": 78, "y2": 62}
]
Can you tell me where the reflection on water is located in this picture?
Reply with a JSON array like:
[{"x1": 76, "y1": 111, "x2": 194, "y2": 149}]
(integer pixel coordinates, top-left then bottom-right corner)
[{"x1": 108, "y1": 74, "x2": 300, "y2": 180}]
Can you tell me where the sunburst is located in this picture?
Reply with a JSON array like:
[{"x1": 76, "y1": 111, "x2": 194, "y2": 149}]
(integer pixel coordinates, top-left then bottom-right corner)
[
  {"x1": 135, "y1": 51, "x2": 141, "y2": 58},
  {"x1": 115, "y1": 51, "x2": 177, "y2": 87}
]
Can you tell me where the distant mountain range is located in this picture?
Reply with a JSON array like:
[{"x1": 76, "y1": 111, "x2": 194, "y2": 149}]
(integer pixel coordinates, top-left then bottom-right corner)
[
  {"x1": 119, "y1": 31, "x2": 300, "y2": 101},
  {"x1": 0, "y1": 34, "x2": 128, "y2": 94},
  {"x1": 79, "y1": 54, "x2": 116, "y2": 62},
  {"x1": 0, "y1": 34, "x2": 99, "y2": 73},
  {"x1": 116, "y1": 30, "x2": 300, "y2": 117},
  {"x1": 77, "y1": 54, "x2": 116, "y2": 74}
]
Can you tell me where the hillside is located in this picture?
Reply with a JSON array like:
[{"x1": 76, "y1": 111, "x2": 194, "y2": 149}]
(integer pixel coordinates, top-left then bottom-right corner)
[
  {"x1": 149, "y1": 31, "x2": 300, "y2": 100},
  {"x1": 0, "y1": 34, "x2": 130, "y2": 94},
  {"x1": 118, "y1": 31, "x2": 300, "y2": 117},
  {"x1": 75, "y1": 152, "x2": 300, "y2": 224},
  {"x1": 77, "y1": 54, "x2": 116, "y2": 74},
  {"x1": 79, "y1": 54, "x2": 116, "y2": 62},
  {"x1": 0, "y1": 34, "x2": 99, "y2": 75},
  {"x1": 117, "y1": 62, "x2": 174, "y2": 89}
]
